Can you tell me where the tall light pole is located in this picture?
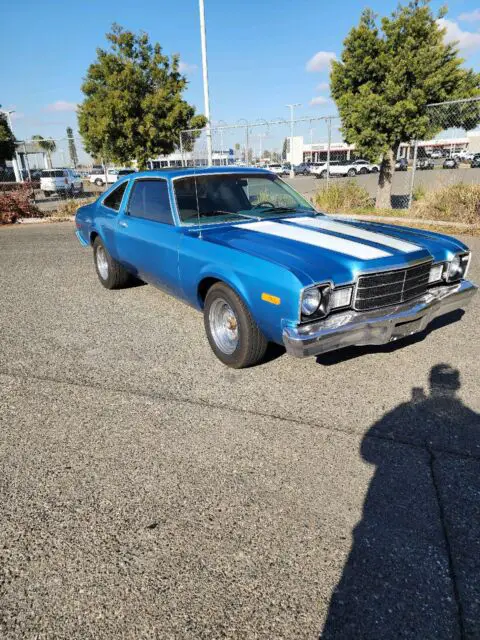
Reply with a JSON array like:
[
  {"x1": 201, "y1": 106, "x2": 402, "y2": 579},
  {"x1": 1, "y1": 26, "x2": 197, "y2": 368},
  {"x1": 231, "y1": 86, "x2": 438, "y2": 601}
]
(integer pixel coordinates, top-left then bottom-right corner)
[
  {"x1": 0, "y1": 107, "x2": 22, "y2": 182},
  {"x1": 198, "y1": 0, "x2": 213, "y2": 166},
  {"x1": 286, "y1": 103, "x2": 301, "y2": 178}
]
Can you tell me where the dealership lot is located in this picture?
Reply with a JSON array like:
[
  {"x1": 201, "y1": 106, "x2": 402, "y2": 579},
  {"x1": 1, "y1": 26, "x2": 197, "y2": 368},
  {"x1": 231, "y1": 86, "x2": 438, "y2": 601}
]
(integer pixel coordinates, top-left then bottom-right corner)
[{"x1": 1, "y1": 224, "x2": 480, "y2": 638}]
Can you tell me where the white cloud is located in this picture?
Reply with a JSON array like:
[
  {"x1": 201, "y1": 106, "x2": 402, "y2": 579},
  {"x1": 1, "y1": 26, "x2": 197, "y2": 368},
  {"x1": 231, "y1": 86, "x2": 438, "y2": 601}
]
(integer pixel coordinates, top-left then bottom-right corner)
[
  {"x1": 310, "y1": 96, "x2": 329, "y2": 106},
  {"x1": 179, "y1": 61, "x2": 198, "y2": 74},
  {"x1": 437, "y1": 18, "x2": 480, "y2": 51},
  {"x1": 45, "y1": 100, "x2": 77, "y2": 112},
  {"x1": 306, "y1": 51, "x2": 336, "y2": 72},
  {"x1": 458, "y1": 9, "x2": 480, "y2": 23},
  {"x1": 316, "y1": 82, "x2": 329, "y2": 91},
  {"x1": 10, "y1": 112, "x2": 25, "y2": 120}
]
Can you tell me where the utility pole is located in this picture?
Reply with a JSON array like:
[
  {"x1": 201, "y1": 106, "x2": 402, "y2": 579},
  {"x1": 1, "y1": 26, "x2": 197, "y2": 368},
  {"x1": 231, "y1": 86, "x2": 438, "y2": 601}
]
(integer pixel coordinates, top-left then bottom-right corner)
[
  {"x1": 199, "y1": 0, "x2": 213, "y2": 166},
  {"x1": 286, "y1": 103, "x2": 301, "y2": 178}
]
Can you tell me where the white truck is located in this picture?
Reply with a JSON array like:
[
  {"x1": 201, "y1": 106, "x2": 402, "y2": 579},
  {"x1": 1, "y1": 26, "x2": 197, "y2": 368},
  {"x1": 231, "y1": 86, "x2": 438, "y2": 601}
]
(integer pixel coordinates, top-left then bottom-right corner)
[
  {"x1": 40, "y1": 168, "x2": 83, "y2": 197},
  {"x1": 89, "y1": 168, "x2": 135, "y2": 187},
  {"x1": 327, "y1": 159, "x2": 380, "y2": 177}
]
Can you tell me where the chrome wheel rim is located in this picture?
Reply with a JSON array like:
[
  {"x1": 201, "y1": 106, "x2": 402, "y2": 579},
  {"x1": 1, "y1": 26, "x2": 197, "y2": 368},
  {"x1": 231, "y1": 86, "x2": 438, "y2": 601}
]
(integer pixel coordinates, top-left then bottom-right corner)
[
  {"x1": 209, "y1": 298, "x2": 239, "y2": 355},
  {"x1": 96, "y1": 246, "x2": 109, "y2": 280}
]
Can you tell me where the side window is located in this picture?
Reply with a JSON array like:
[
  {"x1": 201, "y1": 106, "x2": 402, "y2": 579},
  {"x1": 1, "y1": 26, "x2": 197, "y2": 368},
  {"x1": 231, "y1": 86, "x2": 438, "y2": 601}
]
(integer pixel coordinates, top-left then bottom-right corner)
[
  {"x1": 103, "y1": 181, "x2": 128, "y2": 212},
  {"x1": 127, "y1": 179, "x2": 173, "y2": 225}
]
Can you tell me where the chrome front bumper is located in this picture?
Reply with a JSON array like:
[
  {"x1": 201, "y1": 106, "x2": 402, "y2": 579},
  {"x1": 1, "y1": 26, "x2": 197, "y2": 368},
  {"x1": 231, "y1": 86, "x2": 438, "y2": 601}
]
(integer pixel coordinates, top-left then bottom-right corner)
[{"x1": 282, "y1": 280, "x2": 477, "y2": 358}]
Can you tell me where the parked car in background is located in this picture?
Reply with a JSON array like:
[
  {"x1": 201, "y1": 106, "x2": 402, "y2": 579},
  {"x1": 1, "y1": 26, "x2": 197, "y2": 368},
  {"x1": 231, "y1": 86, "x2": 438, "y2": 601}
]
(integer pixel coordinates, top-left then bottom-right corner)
[
  {"x1": 266, "y1": 163, "x2": 287, "y2": 176},
  {"x1": 327, "y1": 158, "x2": 380, "y2": 177},
  {"x1": 443, "y1": 158, "x2": 459, "y2": 169},
  {"x1": 75, "y1": 166, "x2": 477, "y2": 368},
  {"x1": 90, "y1": 168, "x2": 135, "y2": 186},
  {"x1": 416, "y1": 158, "x2": 435, "y2": 170},
  {"x1": 453, "y1": 151, "x2": 474, "y2": 162},
  {"x1": 470, "y1": 154, "x2": 480, "y2": 168},
  {"x1": 430, "y1": 150, "x2": 443, "y2": 159},
  {"x1": 293, "y1": 163, "x2": 311, "y2": 176},
  {"x1": 40, "y1": 168, "x2": 83, "y2": 197},
  {"x1": 395, "y1": 158, "x2": 408, "y2": 171}
]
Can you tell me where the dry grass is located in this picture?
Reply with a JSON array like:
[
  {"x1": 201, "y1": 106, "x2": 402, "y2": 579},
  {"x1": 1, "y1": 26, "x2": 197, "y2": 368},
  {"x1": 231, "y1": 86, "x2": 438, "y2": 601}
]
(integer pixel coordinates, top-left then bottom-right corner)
[
  {"x1": 411, "y1": 183, "x2": 480, "y2": 225},
  {"x1": 314, "y1": 181, "x2": 373, "y2": 213},
  {"x1": 47, "y1": 197, "x2": 96, "y2": 220}
]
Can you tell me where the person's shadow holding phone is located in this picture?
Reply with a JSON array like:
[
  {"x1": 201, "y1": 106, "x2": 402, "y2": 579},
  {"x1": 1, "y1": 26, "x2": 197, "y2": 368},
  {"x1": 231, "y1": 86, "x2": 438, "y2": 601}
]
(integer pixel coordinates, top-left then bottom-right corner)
[{"x1": 321, "y1": 364, "x2": 480, "y2": 639}]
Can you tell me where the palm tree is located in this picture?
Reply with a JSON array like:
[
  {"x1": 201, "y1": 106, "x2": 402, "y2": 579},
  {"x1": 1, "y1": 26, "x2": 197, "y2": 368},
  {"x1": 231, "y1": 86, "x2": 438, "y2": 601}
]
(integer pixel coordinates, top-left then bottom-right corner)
[{"x1": 32, "y1": 135, "x2": 56, "y2": 169}]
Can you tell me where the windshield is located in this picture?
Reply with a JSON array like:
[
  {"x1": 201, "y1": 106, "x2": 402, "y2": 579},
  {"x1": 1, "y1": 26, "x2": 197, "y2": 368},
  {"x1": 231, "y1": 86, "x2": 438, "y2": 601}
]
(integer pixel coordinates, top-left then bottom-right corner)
[
  {"x1": 42, "y1": 170, "x2": 65, "y2": 178},
  {"x1": 174, "y1": 173, "x2": 316, "y2": 225}
]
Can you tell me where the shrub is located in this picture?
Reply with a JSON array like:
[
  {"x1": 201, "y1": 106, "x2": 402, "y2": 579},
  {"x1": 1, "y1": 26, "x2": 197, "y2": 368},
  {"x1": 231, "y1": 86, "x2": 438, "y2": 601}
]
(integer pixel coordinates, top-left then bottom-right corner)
[
  {"x1": 314, "y1": 181, "x2": 373, "y2": 213},
  {"x1": 411, "y1": 183, "x2": 480, "y2": 225},
  {"x1": 0, "y1": 183, "x2": 42, "y2": 224}
]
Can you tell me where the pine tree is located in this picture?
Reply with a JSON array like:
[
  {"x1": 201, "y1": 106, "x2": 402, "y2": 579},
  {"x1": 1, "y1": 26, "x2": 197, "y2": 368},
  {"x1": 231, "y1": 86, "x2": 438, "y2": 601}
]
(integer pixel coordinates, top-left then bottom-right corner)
[
  {"x1": 78, "y1": 24, "x2": 207, "y2": 169},
  {"x1": 330, "y1": 1, "x2": 480, "y2": 208}
]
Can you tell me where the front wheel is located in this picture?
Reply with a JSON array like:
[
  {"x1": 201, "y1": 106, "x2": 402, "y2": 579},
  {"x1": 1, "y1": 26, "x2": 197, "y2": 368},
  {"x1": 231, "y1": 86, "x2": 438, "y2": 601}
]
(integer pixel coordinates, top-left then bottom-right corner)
[
  {"x1": 320, "y1": 170, "x2": 328, "y2": 179},
  {"x1": 347, "y1": 168, "x2": 356, "y2": 177},
  {"x1": 93, "y1": 237, "x2": 132, "y2": 289},
  {"x1": 94, "y1": 178, "x2": 104, "y2": 187},
  {"x1": 204, "y1": 283, "x2": 267, "y2": 368}
]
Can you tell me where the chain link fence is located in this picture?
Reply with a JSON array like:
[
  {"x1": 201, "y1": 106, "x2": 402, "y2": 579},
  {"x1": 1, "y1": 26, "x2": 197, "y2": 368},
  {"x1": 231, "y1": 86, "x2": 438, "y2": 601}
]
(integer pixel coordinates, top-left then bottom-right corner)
[{"x1": 406, "y1": 97, "x2": 480, "y2": 208}]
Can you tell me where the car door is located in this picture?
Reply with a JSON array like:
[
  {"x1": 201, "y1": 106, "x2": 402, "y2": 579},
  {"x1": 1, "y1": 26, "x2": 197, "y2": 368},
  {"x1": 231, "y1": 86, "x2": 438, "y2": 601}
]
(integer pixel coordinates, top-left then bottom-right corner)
[
  {"x1": 95, "y1": 180, "x2": 130, "y2": 258},
  {"x1": 115, "y1": 177, "x2": 183, "y2": 295}
]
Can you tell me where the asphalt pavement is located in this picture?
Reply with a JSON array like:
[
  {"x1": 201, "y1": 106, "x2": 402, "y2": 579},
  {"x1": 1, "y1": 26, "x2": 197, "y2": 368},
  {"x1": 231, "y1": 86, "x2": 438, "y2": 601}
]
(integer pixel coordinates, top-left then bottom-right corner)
[{"x1": 1, "y1": 223, "x2": 479, "y2": 639}]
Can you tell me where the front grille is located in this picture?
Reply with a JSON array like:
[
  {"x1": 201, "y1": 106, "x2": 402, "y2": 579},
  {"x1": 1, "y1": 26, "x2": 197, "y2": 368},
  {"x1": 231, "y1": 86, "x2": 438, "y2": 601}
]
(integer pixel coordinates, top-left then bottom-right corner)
[{"x1": 354, "y1": 261, "x2": 432, "y2": 311}]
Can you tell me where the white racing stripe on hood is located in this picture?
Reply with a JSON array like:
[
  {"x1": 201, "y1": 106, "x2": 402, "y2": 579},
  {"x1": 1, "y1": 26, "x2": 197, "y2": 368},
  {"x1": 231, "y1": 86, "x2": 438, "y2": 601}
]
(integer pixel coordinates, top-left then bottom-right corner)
[
  {"x1": 290, "y1": 216, "x2": 420, "y2": 253},
  {"x1": 239, "y1": 221, "x2": 391, "y2": 260}
]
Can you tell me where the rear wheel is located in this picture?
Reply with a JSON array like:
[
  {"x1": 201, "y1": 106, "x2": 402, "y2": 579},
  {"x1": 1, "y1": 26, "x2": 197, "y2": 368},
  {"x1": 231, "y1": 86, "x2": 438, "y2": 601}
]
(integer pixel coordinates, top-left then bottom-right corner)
[
  {"x1": 320, "y1": 170, "x2": 328, "y2": 179},
  {"x1": 93, "y1": 236, "x2": 132, "y2": 289},
  {"x1": 94, "y1": 178, "x2": 104, "y2": 187},
  {"x1": 370, "y1": 166, "x2": 379, "y2": 173},
  {"x1": 204, "y1": 283, "x2": 267, "y2": 368},
  {"x1": 347, "y1": 168, "x2": 356, "y2": 177}
]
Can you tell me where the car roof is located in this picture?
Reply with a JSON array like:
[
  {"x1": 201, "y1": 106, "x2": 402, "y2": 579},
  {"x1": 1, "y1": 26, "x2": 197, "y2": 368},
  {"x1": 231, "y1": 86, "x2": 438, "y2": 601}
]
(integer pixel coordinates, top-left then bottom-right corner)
[{"x1": 125, "y1": 166, "x2": 273, "y2": 180}]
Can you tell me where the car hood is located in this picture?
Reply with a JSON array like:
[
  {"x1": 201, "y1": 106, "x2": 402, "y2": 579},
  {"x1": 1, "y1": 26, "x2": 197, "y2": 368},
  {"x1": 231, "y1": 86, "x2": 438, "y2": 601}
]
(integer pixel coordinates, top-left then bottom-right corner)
[{"x1": 200, "y1": 214, "x2": 468, "y2": 286}]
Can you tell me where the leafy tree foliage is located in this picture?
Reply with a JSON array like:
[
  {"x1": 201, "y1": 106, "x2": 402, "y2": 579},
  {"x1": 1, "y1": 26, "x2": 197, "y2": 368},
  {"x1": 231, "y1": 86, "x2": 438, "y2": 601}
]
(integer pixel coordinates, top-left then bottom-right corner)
[
  {"x1": 66, "y1": 127, "x2": 79, "y2": 168},
  {"x1": 330, "y1": 1, "x2": 480, "y2": 208},
  {"x1": 32, "y1": 135, "x2": 56, "y2": 168},
  {"x1": 0, "y1": 113, "x2": 16, "y2": 167},
  {"x1": 78, "y1": 24, "x2": 207, "y2": 169}
]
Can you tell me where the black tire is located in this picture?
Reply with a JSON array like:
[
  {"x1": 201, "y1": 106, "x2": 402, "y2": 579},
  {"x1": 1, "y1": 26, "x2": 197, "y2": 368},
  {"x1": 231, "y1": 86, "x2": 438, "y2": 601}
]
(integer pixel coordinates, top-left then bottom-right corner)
[
  {"x1": 93, "y1": 236, "x2": 132, "y2": 289},
  {"x1": 347, "y1": 168, "x2": 356, "y2": 177},
  {"x1": 370, "y1": 166, "x2": 379, "y2": 173},
  {"x1": 320, "y1": 170, "x2": 328, "y2": 179},
  {"x1": 94, "y1": 178, "x2": 104, "y2": 187},
  {"x1": 204, "y1": 282, "x2": 268, "y2": 368},
  {"x1": 359, "y1": 167, "x2": 368, "y2": 174}
]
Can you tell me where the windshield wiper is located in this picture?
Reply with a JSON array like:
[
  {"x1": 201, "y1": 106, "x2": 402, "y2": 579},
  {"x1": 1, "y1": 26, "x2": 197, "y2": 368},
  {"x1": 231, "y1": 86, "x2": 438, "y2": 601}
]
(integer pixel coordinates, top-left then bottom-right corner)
[
  {"x1": 200, "y1": 210, "x2": 261, "y2": 221},
  {"x1": 257, "y1": 206, "x2": 301, "y2": 214}
]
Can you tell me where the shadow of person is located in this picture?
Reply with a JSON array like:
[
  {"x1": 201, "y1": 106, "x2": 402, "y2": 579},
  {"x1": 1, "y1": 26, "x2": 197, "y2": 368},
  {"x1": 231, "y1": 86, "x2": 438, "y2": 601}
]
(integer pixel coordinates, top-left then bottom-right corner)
[{"x1": 321, "y1": 364, "x2": 480, "y2": 639}]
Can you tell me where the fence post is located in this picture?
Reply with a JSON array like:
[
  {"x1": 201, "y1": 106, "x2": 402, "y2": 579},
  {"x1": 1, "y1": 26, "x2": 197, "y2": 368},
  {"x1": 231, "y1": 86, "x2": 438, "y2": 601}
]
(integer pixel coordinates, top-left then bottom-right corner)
[
  {"x1": 179, "y1": 133, "x2": 185, "y2": 167},
  {"x1": 326, "y1": 117, "x2": 332, "y2": 189},
  {"x1": 408, "y1": 139, "x2": 418, "y2": 209}
]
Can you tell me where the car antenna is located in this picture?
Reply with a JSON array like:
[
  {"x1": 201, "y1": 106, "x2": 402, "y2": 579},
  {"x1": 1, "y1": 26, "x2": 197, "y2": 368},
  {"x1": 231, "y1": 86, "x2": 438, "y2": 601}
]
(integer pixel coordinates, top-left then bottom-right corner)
[{"x1": 193, "y1": 160, "x2": 202, "y2": 240}]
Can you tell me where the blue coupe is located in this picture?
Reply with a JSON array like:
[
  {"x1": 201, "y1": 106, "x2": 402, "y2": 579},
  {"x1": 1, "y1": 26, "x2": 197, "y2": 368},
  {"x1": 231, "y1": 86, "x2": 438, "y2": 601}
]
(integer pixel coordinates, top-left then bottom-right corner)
[{"x1": 75, "y1": 167, "x2": 477, "y2": 368}]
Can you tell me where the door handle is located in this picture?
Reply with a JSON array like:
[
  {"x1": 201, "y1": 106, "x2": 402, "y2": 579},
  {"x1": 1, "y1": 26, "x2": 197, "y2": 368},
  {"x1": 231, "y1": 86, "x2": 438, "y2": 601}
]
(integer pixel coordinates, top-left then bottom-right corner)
[{"x1": 119, "y1": 221, "x2": 128, "y2": 228}]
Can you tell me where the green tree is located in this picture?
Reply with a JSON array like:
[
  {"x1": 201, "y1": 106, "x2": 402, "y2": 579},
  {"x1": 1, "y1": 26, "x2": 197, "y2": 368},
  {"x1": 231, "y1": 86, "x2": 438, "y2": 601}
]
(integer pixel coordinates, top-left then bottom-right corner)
[
  {"x1": 0, "y1": 113, "x2": 16, "y2": 167},
  {"x1": 66, "y1": 127, "x2": 79, "y2": 168},
  {"x1": 282, "y1": 138, "x2": 288, "y2": 160},
  {"x1": 330, "y1": 1, "x2": 480, "y2": 208},
  {"x1": 32, "y1": 135, "x2": 56, "y2": 168},
  {"x1": 78, "y1": 24, "x2": 207, "y2": 169}
]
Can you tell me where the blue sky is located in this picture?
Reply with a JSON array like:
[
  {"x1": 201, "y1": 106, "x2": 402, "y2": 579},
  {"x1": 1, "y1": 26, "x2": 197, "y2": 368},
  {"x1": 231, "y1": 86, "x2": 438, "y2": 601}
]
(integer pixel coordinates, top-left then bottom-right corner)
[{"x1": 1, "y1": 0, "x2": 480, "y2": 147}]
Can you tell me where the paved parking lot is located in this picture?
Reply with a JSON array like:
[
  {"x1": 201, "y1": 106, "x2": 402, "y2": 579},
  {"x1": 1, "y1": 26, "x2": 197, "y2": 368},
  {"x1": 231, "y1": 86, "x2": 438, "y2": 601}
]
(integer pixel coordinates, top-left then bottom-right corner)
[{"x1": 1, "y1": 223, "x2": 479, "y2": 639}]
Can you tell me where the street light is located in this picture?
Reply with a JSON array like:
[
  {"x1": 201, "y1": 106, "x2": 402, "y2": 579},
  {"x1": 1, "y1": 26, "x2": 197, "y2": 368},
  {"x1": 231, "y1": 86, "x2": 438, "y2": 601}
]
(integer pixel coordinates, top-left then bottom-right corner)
[
  {"x1": 0, "y1": 106, "x2": 22, "y2": 182},
  {"x1": 198, "y1": 0, "x2": 213, "y2": 166},
  {"x1": 286, "y1": 103, "x2": 301, "y2": 178}
]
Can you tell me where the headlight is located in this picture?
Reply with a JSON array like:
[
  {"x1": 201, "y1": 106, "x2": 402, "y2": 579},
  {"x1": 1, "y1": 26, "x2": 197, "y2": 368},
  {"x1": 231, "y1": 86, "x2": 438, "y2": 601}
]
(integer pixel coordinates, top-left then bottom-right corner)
[
  {"x1": 301, "y1": 288, "x2": 322, "y2": 315},
  {"x1": 446, "y1": 253, "x2": 470, "y2": 282}
]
